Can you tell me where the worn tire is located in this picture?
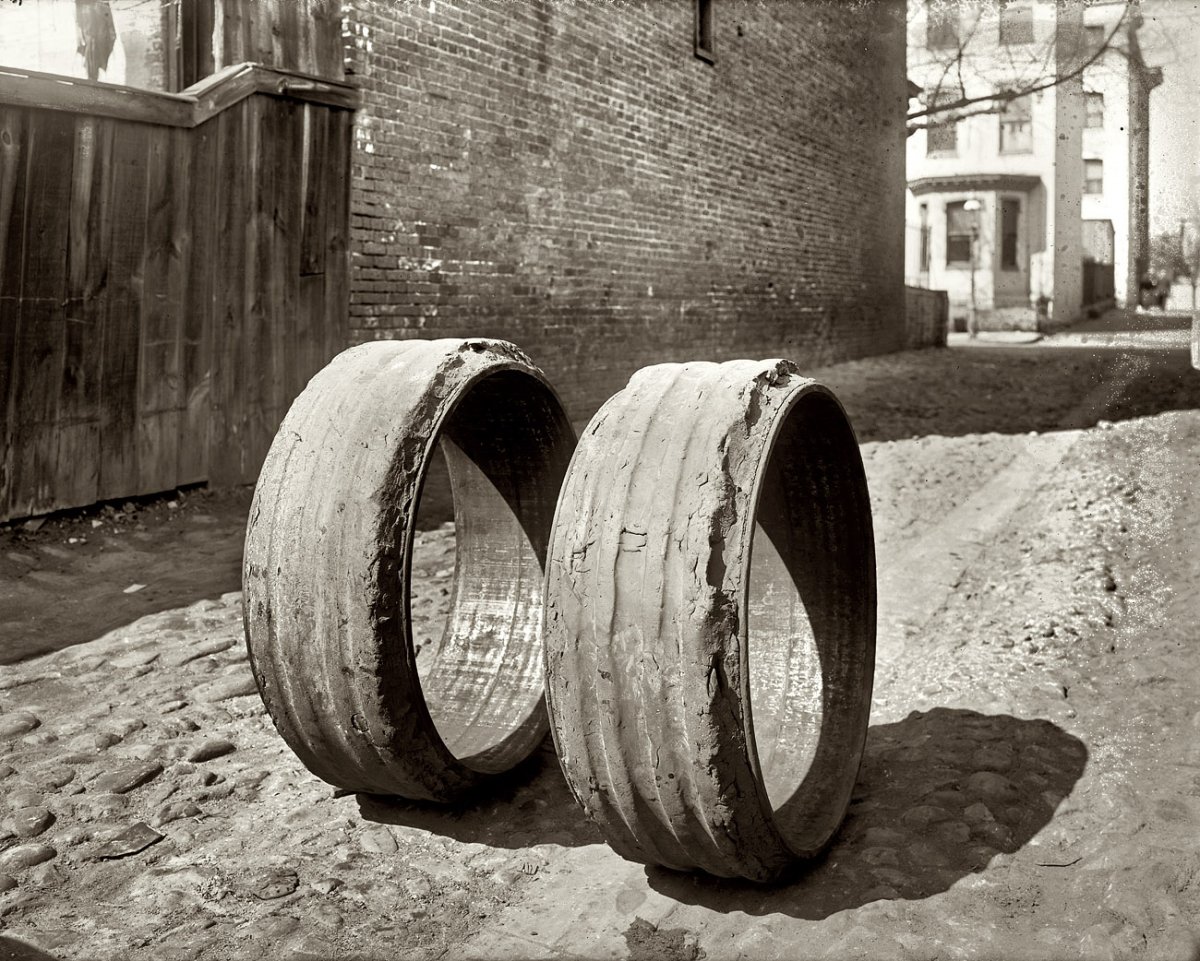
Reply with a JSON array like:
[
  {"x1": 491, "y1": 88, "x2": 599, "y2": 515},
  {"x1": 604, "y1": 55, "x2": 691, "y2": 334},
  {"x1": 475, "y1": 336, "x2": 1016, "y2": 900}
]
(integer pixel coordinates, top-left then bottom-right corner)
[
  {"x1": 544, "y1": 359, "x2": 875, "y2": 881},
  {"x1": 244, "y1": 339, "x2": 576, "y2": 802}
]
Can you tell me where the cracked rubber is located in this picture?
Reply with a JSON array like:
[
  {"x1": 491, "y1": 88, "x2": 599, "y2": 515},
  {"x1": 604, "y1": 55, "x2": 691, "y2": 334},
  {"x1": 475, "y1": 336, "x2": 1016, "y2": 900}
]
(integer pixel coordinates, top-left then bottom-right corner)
[
  {"x1": 244, "y1": 339, "x2": 576, "y2": 802},
  {"x1": 544, "y1": 359, "x2": 875, "y2": 881}
]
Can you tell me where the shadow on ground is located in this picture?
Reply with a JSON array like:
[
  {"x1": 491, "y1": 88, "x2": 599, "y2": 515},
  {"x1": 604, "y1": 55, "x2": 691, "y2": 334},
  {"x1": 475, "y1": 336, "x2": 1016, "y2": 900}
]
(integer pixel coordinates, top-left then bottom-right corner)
[
  {"x1": 0, "y1": 936, "x2": 60, "y2": 960},
  {"x1": 0, "y1": 486, "x2": 253, "y2": 664},
  {"x1": 645, "y1": 707, "x2": 1087, "y2": 921},
  {"x1": 354, "y1": 707, "x2": 1086, "y2": 920},
  {"x1": 823, "y1": 346, "x2": 1200, "y2": 443},
  {"x1": 356, "y1": 740, "x2": 604, "y2": 849}
]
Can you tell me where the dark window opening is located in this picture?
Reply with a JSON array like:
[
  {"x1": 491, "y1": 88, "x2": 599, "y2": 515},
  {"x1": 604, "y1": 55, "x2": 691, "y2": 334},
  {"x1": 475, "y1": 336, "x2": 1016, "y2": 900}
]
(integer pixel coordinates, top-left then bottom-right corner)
[
  {"x1": 919, "y1": 204, "x2": 931, "y2": 272},
  {"x1": 926, "y1": 2, "x2": 960, "y2": 49},
  {"x1": 927, "y1": 119, "x2": 957, "y2": 153},
  {"x1": 1086, "y1": 24, "x2": 1107, "y2": 54},
  {"x1": 926, "y1": 89, "x2": 958, "y2": 154},
  {"x1": 1001, "y1": 199, "x2": 1020, "y2": 270},
  {"x1": 946, "y1": 201, "x2": 975, "y2": 266},
  {"x1": 1086, "y1": 92, "x2": 1104, "y2": 129},
  {"x1": 1085, "y1": 159, "x2": 1104, "y2": 195},
  {"x1": 695, "y1": 0, "x2": 714, "y2": 63},
  {"x1": 999, "y1": 95, "x2": 1032, "y2": 154},
  {"x1": 999, "y1": 2, "x2": 1034, "y2": 45}
]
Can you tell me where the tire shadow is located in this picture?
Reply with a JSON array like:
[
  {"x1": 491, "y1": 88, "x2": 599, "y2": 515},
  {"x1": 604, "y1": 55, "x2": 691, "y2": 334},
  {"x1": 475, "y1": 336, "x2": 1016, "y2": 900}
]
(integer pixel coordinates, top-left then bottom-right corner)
[
  {"x1": 354, "y1": 739, "x2": 604, "y2": 849},
  {"x1": 645, "y1": 707, "x2": 1088, "y2": 920},
  {"x1": 0, "y1": 937, "x2": 61, "y2": 960}
]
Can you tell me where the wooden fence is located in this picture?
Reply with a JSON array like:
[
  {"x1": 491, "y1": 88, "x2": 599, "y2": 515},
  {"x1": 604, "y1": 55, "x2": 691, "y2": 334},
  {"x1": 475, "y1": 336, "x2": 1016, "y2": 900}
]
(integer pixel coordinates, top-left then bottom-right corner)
[
  {"x1": 165, "y1": 0, "x2": 345, "y2": 91},
  {"x1": 0, "y1": 63, "x2": 357, "y2": 521},
  {"x1": 904, "y1": 285, "x2": 950, "y2": 349}
]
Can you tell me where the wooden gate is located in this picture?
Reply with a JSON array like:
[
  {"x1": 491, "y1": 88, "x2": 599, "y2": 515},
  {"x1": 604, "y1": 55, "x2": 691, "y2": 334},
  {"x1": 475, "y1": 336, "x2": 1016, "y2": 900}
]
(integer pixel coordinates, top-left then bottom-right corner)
[{"x1": 0, "y1": 63, "x2": 357, "y2": 521}]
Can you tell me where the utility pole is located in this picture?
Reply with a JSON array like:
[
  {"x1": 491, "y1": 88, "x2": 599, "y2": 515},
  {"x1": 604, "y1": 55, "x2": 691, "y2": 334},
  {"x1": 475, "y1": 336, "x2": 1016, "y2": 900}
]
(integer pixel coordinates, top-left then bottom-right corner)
[{"x1": 964, "y1": 198, "x2": 982, "y2": 337}]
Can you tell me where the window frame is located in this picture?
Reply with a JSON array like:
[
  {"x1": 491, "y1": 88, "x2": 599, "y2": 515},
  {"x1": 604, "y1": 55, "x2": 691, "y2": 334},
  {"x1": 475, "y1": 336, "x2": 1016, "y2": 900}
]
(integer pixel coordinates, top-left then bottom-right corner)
[
  {"x1": 946, "y1": 200, "x2": 975, "y2": 267},
  {"x1": 925, "y1": 88, "x2": 958, "y2": 155},
  {"x1": 1085, "y1": 92, "x2": 1104, "y2": 129},
  {"x1": 1084, "y1": 159, "x2": 1104, "y2": 195},
  {"x1": 1000, "y1": 198, "x2": 1021, "y2": 271},
  {"x1": 998, "y1": 1, "x2": 1034, "y2": 46},
  {"x1": 998, "y1": 95, "x2": 1033, "y2": 155},
  {"x1": 926, "y1": 2, "x2": 960, "y2": 50},
  {"x1": 919, "y1": 203, "x2": 932, "y2": 273}
]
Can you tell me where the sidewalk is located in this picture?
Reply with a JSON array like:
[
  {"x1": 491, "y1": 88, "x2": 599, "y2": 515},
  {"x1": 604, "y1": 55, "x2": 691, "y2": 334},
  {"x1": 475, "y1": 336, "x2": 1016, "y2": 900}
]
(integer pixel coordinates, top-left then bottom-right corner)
[{"x1": 948, "y1": 306, "x2": 1194, "y2": 351}]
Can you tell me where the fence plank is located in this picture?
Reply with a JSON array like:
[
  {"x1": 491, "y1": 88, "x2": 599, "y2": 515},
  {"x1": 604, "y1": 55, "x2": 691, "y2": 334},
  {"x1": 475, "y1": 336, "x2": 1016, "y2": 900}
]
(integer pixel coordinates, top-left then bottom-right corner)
[
  {"x1": 300, "y1": 103, "x2": 329, "y2": 277},
  {"x1": 220, "y1": 0, "x2": 248, "y2": 67},
  {"x1": 137, "y1": 128, "x2": 182, "y2": 495},
  {"x1": 276, "y1": 0, "x2": 302, "y2": 72},
  {"x1": 323, "y1": 107, "x2": 351, "y2": 364},
  {"x1": 0, "y1": 70, "x2": 192, "y2": 128},
  {"x1": 71, "y1": 118, "x2": 116, "y2": 506},
  {"x1": 97, "y1": 122, "x2": 151, "y2": 501},
  {"x1": 0, "y1": 108, "x2": 29, "y2": 518},
  {"x1": 271, "y1": 100, "x2": 298, "y2": 427},
  {"x1": 311, "y1": 0, "x2": 346, "y2": 79},
  {"x1": 166, "y1": 125, "x2": 196, "y2": 486},
  {"x1": 206, "y1": 106, "x2": 246, "y2": 487},
  {"x1": 243, "y1": 95, "x2": 271, "y2": 482},
  {"x1": 10, "y1": 112, "x2": 74, "y2": 517},
  {"x1": 57, "y1": 116, "x2": 104, "y2": 508},
  {"x1": 180, "y1": 119, "x2": 217, "y2": 486}
]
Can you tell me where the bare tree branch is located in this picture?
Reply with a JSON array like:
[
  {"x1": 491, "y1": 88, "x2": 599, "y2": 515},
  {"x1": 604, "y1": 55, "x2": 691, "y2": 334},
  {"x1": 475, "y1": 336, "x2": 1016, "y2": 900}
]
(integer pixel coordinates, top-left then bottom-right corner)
[{"x1": 907, "y1": 2, "x2": 1133, "y2": 136}]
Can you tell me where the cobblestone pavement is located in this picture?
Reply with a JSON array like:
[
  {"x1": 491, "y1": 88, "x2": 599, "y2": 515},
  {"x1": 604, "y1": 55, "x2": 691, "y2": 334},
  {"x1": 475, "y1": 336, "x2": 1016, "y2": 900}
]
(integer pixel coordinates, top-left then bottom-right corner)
[{"x1": 2, "y1": 334, "x2": 1200, "y2": 960}]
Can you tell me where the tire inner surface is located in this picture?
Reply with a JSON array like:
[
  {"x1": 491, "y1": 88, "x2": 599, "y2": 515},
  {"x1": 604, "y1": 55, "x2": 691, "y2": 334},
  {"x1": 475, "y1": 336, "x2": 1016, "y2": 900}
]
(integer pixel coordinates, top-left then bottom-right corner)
[
  {"x1": 413, "y1": 369, "x2": 574, "y2": 774},
  {"x1": 747, "y1": 389, "x2": 874, "y2": 855}
]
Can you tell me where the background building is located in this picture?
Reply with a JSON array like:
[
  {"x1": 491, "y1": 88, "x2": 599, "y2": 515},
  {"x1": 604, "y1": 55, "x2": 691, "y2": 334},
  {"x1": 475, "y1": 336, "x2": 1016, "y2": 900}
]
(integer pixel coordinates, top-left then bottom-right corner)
[
  {"x1": 905, "y1": 0, "x2": 1159, "y2": 331},
  {"x1": 1082, "y1": 1, "x2": 1161, "y2": 308}
]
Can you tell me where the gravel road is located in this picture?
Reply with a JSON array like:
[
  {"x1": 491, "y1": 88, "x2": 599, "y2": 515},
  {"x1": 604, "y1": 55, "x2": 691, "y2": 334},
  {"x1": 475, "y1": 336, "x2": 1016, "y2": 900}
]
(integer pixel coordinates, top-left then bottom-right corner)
[{"x1": 1, "y1": 327, "x2": 1199, "y2": 960}]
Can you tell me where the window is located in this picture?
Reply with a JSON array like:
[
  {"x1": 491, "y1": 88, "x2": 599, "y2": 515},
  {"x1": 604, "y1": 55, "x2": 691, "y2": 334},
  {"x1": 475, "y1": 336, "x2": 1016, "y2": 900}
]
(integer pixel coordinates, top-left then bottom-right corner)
[
  {"x1": 919, "y1": 204, "x2": 932, "y2": 272},
  {"x1": 925, "y1": 88, "x2": 957, "y2": 154},
  {"x1": 999, "y1": 95, "x2": 1032, "y2": 154},
  {"x1": 1085, "y1": 159, "x2": 1104, "y2": 195},
  {"x1": 926, "y1": 2, "x2": 959, "y2": 49},
  {"x1": 946, "y1": 201, "x2": 975, "y2": 266},
  {"x1": 1085, "y1": 24, "x2": 1106, "y2": 54},
  {"x1": 998, "y1": 2, "x2": 1034, "y2": 45},
  {"x1": 694, "y1": 0, "x2": 714, "y2": 63},
  {"x1": 1001, "y1": 199, "x2": 1021, "y2": 270},
  {"x1": 927, "y1": 116, "x2": 957, "y2": 154},
  {"x1": 1085, "y1": 92, "x2": 1104, "y2": 129}
]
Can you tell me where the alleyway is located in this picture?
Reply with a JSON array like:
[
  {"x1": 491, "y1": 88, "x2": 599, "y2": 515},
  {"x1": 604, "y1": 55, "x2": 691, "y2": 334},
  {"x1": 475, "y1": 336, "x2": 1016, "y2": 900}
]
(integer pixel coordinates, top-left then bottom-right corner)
[{"x1": 1, "y1": 312, "x2": 1199, "y2": 960}]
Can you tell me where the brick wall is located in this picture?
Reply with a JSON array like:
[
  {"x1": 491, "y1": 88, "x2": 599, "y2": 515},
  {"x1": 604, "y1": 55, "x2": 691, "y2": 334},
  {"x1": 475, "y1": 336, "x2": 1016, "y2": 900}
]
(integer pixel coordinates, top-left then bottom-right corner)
[{"x1": 343, "y1": 0, "x2": 908, "y2": 420}]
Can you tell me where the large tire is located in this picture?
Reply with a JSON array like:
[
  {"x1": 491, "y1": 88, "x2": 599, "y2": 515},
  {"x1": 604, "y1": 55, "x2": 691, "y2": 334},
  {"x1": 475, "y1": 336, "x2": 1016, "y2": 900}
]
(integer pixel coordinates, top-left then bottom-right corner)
[
  {"x1": 544, "y1": 359, "x2": 875, "y2": 881},
  {"x1": 245, "y1": 339, "x2": 575, "y2": 802}
]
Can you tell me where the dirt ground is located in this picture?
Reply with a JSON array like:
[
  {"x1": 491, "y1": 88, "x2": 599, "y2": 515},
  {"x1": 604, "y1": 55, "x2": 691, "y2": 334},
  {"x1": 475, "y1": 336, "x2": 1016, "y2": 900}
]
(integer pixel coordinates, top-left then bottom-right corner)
[{"x1": 2, "y1": 311, "x2": 1200, "y2": 960}]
